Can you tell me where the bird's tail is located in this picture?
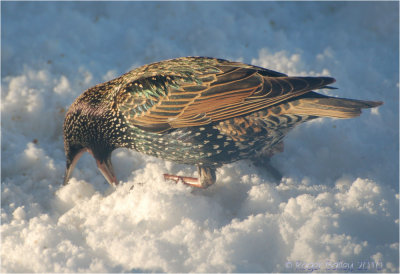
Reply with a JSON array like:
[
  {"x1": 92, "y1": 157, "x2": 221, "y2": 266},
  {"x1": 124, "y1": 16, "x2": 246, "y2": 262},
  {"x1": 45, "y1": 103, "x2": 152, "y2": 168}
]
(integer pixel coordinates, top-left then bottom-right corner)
[{"x1": 282, "y1": 92, "x2": 383, "y2": 118}]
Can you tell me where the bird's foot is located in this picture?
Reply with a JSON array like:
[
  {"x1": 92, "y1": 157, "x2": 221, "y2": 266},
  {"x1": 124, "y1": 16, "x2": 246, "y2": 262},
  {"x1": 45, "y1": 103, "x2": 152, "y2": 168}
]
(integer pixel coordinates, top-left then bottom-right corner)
[
  {"x1": 163, "y1": 174, "x2": 205, "y2": 188},
  {"x1": 163, "y1": 166, "x2": 216, "y2": 189}
]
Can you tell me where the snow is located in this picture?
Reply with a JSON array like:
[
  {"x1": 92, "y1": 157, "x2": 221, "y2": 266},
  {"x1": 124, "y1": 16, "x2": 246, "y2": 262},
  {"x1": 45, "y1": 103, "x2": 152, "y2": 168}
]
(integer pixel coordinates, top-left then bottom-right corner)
[{"x1": 1, "y1": 1, "x2": 399, "y2": 272}]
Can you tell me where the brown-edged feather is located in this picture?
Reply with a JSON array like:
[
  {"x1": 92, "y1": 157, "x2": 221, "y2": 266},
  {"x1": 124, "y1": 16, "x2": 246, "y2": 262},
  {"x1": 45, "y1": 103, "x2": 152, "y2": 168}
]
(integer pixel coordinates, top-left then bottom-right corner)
[{"x1": 115, "y1": 57, "x2": 335, "y2": 133}]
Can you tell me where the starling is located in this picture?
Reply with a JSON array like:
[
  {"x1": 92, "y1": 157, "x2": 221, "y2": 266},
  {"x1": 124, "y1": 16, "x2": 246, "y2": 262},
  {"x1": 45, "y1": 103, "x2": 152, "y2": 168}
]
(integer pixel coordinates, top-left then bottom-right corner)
[{"x1": 63, "y1": 57, "x2": 382, "y2": 188}]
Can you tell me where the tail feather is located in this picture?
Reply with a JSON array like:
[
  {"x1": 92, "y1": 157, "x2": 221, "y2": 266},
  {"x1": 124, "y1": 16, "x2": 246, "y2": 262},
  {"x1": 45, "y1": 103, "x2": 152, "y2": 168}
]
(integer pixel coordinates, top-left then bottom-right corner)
[{"x1": 283, "y1": 92, "x2": 383, "y2": 118}]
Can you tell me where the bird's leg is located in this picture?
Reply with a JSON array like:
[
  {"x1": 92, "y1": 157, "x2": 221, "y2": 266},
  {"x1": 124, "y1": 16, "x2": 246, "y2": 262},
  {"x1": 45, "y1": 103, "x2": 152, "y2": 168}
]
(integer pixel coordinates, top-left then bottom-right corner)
[
  {"x1": 198, "y1": 166, "x2": 216, "y2": 188},
  {"x1": 163, "y1": 166, "x2": 216, "y2": 189},
  {"x1": 252, "y1": 156, "x2": 283, "y2": 181},
  {"x1": 252, "y1": 141, "x2": 284, "y2": 181},
  {"x1": 262, "y1": 159, "x2": 283, "y2": 181}
]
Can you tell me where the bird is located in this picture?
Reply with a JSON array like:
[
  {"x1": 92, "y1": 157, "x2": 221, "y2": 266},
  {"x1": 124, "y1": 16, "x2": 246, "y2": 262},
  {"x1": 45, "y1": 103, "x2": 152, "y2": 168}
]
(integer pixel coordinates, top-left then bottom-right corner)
[{"x1": 63, "y1": 56, "x2": 382, "y2": 188}]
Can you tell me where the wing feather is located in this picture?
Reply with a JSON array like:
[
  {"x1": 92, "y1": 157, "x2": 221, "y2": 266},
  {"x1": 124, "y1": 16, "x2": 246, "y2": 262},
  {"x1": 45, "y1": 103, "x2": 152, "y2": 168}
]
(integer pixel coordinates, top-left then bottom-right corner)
[{"x1": 115, "y1": 57, "x2": 335, "y2": 132}]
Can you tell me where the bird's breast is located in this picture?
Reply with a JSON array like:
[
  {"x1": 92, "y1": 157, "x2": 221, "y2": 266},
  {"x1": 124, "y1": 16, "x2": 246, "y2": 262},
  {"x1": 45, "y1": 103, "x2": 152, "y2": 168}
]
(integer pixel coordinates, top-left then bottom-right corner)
[{"x1": 126, "y1": 113, "x2": 289, "y2": 166}]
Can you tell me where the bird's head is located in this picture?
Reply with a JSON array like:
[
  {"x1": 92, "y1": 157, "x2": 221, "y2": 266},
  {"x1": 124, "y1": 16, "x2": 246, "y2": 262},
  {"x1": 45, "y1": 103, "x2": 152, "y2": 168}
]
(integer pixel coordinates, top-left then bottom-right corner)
[{"x1": 63, "y1": 102, "x2": 118, "y2": 186}]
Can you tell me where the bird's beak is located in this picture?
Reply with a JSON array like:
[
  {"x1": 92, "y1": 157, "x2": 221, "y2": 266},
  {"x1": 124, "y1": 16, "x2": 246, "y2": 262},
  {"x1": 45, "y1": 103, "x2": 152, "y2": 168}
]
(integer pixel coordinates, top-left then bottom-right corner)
[
  {"x1": 63, "y1": 148, "x2": 117, "y2": 186},
  {"x1": 95, "y1": 155, "x2": 118, "y2": 185},
  {"x1": 63, "y1": 148, "x2": 87, "y2": 185}
]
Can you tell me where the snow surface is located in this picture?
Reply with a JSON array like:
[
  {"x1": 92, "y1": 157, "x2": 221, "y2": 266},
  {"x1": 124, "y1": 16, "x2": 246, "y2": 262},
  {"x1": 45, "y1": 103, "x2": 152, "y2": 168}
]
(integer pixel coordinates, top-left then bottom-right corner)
[{"x1": 1, "y1": 1, "x2": 399, "y2": 272}]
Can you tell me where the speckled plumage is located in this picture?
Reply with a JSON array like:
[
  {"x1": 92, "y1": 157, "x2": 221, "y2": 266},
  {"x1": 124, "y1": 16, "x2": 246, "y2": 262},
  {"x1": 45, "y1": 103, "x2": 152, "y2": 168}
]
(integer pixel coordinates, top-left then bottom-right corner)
[{"x1": 63, "y1": 57, "x2": 382, "y2": 187}]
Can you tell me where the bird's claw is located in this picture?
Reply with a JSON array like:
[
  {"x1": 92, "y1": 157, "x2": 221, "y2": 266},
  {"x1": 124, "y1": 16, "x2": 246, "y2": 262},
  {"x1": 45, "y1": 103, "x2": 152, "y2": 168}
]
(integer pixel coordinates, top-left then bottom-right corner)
[{"x1": 163, "y1": 173, "x2": 204, "y2": 188}]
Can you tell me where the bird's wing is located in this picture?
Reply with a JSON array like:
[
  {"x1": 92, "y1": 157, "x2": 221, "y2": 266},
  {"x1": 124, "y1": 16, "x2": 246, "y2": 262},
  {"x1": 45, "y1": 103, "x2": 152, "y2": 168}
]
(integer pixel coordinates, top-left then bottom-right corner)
[{"x1": 115, "y1": 59, "x2": 335, "y2": 133}]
